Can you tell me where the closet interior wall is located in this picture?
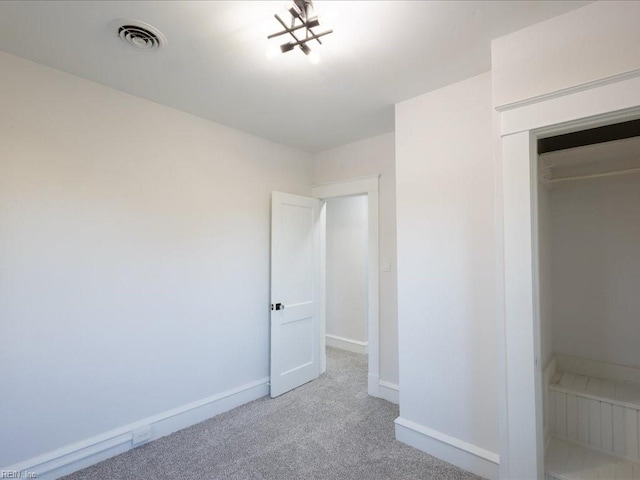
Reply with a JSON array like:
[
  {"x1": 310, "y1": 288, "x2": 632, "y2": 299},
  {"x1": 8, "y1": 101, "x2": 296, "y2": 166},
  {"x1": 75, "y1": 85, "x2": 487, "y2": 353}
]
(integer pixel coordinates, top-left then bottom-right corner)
[
  {"x1": 539, "y1": 136, "x2": 640, "y2": 370},
  {"x1": 539, "y1": 137, "x2": 640, "y2": 478}
]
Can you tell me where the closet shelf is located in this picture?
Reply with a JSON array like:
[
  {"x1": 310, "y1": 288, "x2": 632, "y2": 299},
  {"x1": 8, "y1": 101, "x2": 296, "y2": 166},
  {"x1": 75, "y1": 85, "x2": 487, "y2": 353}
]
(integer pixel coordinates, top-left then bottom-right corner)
[{"x1": 550, "y1": 372, "x2": 640, "y2": 411}]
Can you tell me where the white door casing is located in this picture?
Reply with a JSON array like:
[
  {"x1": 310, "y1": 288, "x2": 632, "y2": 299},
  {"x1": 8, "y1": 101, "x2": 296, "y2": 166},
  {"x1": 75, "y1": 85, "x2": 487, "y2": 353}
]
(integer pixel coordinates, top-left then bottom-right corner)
[
  {"x1": 498, "y1": 72, "x2": 640, "y2": 478},
  {"x1": 312, "y1": 175, "x2": 380, "y2": 397},
  {"x1": 270, "y1": 192, "x2": 321, "y2": 398}
]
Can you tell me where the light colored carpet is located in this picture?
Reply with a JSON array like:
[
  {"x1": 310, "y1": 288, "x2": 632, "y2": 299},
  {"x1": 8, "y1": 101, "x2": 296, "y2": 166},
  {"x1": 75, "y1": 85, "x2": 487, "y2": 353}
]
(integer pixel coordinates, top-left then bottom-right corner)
[{"x1": 63, "y1": 348, "x2": 482, "y2": 480}]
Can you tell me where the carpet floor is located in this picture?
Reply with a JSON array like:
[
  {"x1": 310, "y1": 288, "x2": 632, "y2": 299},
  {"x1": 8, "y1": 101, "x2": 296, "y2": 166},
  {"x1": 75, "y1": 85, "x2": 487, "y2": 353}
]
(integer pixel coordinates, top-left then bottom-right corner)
[{"x1": 63, "y1": 348, "x2": 482, "y2": 480}]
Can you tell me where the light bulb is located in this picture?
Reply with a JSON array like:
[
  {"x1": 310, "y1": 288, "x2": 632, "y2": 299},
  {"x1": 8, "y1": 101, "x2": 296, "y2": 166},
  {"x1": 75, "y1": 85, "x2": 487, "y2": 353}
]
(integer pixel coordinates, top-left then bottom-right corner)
[{"x1": 308, "y1": 51, "x2": 321, "y2": 65}]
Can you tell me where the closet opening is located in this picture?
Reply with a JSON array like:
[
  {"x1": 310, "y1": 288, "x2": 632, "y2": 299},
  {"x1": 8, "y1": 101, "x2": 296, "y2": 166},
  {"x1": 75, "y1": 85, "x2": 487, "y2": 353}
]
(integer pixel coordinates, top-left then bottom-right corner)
[
  {"x1": 323, "y1": 194, "x2": 370, "y2": 375},
  {"x1": 537, "y1": 121, "x2": 640, "y2": 479}
]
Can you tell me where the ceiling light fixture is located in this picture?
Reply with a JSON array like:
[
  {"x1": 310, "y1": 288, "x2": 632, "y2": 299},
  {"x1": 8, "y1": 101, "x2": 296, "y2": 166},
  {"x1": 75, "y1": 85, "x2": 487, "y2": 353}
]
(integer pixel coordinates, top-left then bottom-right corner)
[{"x1": 267, "y1": 0, "x2": 333, "y2": 61}]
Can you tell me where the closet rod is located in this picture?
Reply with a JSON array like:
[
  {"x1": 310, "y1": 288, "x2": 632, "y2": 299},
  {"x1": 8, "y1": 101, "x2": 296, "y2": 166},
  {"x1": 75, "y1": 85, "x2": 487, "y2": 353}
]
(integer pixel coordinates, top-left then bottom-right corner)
[{"x1": 549, "y1": 166, "x2": 640, "y2": 184}]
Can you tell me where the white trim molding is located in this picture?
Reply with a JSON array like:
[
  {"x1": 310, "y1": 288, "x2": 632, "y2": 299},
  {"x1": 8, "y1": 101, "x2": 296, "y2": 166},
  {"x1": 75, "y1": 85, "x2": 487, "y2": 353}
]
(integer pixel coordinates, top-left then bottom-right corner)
[
  {"x1": 500, "y1": 73, "x2": 640, "y2": 137},
  {"x1": 395, "y1": 417, "x2": 499, "y2": 480},
  {"x1": 4, "y1": 378, "x2": 269, "y2": 480},
  {"x1": 495, "y1": 67, "x2": 640, "y2": 114},
  {"x1": 312, "y1": 174, "x2": 379, "y2": 198},
  {"x1": 325, "y1": 334, "x2": 369, "y2": 355},
  {"x1": 378, "y1": 380, "x2": 399, "y2": 404}
]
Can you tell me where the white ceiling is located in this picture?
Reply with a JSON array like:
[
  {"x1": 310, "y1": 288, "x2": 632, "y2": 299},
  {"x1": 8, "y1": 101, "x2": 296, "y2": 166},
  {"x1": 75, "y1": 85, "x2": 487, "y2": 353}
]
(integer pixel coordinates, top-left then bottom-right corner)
[{"x1": 0, "y1": 1, "x2": 591, "y2": 152}]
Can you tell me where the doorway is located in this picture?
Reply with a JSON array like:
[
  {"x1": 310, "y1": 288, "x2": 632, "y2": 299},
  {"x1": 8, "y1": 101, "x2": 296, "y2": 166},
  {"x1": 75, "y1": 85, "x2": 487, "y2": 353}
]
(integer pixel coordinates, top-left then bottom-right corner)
[
  {"x1": 499, "y1": 72, "x2": 640, "y2": 478},
  {"x1": 537, "y1": 128, "x2": 640, "y2": 479},
  {"x1": 324, "y1": 194, "x2": 369, "y2": 357},
  {"x1": 312, "y1": 176, "x2": 381, "y2": 397}
]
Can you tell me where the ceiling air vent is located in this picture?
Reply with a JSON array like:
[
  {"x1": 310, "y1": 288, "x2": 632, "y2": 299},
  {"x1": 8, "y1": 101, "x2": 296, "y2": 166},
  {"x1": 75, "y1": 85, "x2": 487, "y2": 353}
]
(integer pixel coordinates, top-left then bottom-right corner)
[{"x1": 116, "y1": 20, "x2": 166, "y2": 51}]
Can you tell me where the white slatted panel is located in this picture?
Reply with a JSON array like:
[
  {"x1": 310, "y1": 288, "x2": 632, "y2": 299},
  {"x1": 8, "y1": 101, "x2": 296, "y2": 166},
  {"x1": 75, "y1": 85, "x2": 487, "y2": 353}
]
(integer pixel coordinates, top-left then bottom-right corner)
[
  {"x1": 614, "y1": 405, "x2": 626, "y2": 455},
  {"x1": 548, "y1": 368, "x2": 640, "y2": 464},
  {"x1": 602, "y1": 402, "x2": 614, "y2": 451},
  {"x1": 589, "y1": 399, "x2": 601, "y2": 448},
  {"x1": 578, "y1": 396, "x2": 590, "y2": 444},
  {"x1": 556, "y1": 392, "x2": 567, "y2": 437},
  {"x1": 567, "y1": 394, "x2": 579, "y2": 441}
]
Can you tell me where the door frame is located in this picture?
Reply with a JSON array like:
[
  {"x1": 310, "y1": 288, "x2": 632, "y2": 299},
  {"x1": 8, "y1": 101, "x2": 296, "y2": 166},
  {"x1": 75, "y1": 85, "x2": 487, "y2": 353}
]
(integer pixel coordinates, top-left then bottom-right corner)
[
  {"x1": 312, "y1": 175, "x2": 381, "y2": 397},
  {"x1": 498, "y1": 71, "x2": 640, "y2": 478}
]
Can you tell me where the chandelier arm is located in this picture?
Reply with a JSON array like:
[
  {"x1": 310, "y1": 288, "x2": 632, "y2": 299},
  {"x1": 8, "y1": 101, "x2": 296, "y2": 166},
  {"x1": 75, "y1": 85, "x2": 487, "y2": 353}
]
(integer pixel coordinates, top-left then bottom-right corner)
[
  {"x1": 285, "y1": 29, "x2": 332, "y2": 48},
  {"x1": 268, "y1": 23, "x2": 312, "y2": 40},
  {"x1": 274, "y1": 13, "x2": 303, "y2": 45}
]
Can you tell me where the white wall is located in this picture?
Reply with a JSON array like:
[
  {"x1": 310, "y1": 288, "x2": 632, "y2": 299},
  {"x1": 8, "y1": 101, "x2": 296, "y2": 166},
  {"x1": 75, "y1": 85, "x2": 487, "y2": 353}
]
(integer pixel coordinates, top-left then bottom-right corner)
[
  {"x1": 538, "y1": 181, "x2": 554, "y2": 368},
  {"x1": 395, "y1": 72, "x2": 499, "y2": 478},
  {"x1": 325, "y1": 195, "x2": 368, "y2": 345},
  {"x1": 313, "y1": 132, "x2": 398, "y2": 384},
  {"x1": 492, "y1": 1, "x2": 640, "y2": 107},
  {"x1": 0, "y1": 51, "x2": 312, "y2": 468},
  {"x1": 550, "y1": 173, "x2": 640, "y2": 368}
]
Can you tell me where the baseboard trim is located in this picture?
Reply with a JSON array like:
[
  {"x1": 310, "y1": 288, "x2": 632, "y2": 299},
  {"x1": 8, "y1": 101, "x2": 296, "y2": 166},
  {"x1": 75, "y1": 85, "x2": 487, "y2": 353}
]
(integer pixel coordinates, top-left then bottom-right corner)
[
  {"x1": 378, "y1": 380, "x2": 399, "y2": 404},
  {"x1": 395, "y1": 417, "x2": 500, "y2": 480},
  {"x1": 4, "y1": 377, "x2": 270, "y2": 480},
  {"x1": 325, "y1": 334, "x2": 368, "y2": 355}
]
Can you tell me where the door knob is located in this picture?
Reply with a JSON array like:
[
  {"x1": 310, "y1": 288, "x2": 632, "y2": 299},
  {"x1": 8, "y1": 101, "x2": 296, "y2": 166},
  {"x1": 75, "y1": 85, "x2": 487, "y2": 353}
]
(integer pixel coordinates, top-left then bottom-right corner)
[{"x1": 271, "y1": 303, "x2": 285, "y2": 311}]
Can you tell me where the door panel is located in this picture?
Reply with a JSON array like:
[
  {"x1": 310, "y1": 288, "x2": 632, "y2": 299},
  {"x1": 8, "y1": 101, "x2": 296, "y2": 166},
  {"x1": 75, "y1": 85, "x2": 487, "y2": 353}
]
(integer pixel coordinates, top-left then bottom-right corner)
[
  {"x1": 270, "y1": 192, "x2": 320, "y2": 397},
  {"x1": 281, "y1": 203, "x2": 314, "y2": 305},
  {"x1": 280, "y1": 316, "x2": 313, "y2": 373}
]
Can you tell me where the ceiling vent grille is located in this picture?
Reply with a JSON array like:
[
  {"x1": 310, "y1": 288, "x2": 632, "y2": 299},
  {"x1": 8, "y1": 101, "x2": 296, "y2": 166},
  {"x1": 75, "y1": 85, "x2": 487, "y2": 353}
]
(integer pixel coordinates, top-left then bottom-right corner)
[{"x1": 116, "y1": 20, "x2": 166, "y2": 51}]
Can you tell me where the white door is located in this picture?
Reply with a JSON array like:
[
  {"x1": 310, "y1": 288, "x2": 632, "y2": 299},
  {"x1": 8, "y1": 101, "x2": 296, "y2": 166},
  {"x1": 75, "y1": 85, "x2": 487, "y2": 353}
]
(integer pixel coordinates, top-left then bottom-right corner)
[{"x1": 270, "y1": 191, "x2": 321, "y2": 397}]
